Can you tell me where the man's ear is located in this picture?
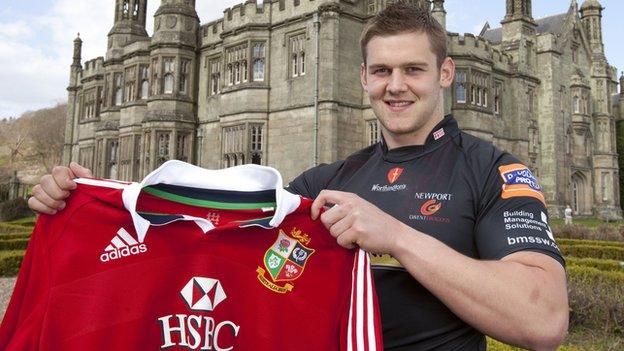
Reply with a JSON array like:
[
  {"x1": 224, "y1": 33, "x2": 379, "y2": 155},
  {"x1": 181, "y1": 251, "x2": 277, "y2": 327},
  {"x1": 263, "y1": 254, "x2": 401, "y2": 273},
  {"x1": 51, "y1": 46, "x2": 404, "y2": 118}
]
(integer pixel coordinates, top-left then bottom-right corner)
[
  {"x1": 360, "y1": 62, "x2": 368, "y2": 92},
  {"x1": 439, "y1": 57, "x2": 455, "y2": 88}
]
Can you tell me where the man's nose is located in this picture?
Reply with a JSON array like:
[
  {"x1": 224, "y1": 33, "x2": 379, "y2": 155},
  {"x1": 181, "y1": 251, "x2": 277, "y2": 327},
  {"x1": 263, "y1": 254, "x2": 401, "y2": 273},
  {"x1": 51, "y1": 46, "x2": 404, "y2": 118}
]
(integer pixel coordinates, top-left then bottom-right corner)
[{"x1": 386, "y1": 71, "x2": 407, "y2": 93}]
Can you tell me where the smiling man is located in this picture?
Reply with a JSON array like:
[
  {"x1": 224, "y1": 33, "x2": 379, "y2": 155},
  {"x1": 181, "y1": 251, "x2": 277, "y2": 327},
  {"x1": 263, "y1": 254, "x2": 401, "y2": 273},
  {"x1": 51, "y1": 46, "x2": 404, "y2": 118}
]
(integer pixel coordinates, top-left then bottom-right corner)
[{"x1": 28, "y1": 3, "x2": 568, "y2": 350}]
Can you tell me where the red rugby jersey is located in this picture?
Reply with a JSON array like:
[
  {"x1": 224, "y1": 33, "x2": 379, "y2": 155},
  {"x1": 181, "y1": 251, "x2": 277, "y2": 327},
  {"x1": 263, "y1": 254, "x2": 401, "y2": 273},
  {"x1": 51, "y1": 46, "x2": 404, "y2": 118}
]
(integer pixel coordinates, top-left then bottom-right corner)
[{"x1": 0, "y1": 161, "x2": 382, "y2": 351}]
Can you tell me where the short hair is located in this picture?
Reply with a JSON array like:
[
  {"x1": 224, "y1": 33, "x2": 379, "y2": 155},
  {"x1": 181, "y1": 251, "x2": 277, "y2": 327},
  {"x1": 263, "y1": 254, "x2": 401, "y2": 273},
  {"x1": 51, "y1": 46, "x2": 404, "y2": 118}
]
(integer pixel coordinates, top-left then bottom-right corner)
[{"x1": 360, "y1": 2, "x2": 447, "y2": 68}]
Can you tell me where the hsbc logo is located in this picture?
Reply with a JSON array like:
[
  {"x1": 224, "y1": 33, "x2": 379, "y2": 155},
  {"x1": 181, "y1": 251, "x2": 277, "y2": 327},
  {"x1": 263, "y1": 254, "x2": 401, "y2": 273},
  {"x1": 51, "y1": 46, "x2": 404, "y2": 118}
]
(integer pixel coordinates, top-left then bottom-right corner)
[
  {"x1": 158, "y1": 277, "x2": 241, "y2": 350},
  {"x1": 180, "y1": 277, "x2": 227, "y2": 311}
]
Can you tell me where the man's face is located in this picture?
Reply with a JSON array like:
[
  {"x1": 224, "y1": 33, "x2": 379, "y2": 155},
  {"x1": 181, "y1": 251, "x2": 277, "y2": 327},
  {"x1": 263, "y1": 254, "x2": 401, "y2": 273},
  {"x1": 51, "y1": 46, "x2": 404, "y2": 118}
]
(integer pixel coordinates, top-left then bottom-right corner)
[{"x1": 360, "y1": 31, "x2": 454, "y2": 148}]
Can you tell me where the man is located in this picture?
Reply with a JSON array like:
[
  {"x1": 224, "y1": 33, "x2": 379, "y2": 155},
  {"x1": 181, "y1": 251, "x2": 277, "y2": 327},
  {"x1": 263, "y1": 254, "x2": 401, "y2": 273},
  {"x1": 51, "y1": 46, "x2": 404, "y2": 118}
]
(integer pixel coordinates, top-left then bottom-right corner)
[{"x1": 28, "y1": 4, "x2": 568, "y2": 350}]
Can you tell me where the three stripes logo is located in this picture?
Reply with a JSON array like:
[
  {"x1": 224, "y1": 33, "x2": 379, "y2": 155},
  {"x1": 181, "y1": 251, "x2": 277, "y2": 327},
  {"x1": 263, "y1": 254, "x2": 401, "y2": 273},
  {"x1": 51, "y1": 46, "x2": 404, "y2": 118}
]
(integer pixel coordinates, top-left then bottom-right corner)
[{"x1": 100, "y1": 228, "x2": 148, "y2": 263}]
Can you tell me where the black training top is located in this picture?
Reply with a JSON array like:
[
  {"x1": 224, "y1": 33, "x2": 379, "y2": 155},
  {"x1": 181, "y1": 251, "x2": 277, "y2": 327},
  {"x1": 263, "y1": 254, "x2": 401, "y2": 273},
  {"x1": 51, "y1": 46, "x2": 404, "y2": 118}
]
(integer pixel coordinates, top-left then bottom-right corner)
[{"x1": 287, "y1": 115, "x2": 564, "y2": 351}]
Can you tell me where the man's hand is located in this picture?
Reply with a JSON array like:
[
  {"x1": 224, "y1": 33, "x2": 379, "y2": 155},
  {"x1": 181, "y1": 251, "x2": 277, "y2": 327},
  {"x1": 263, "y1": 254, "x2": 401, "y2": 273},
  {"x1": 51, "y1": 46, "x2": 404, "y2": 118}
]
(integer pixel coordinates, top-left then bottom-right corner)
[
  {"x1": 310, "y1": 190, "x2": 406, "y2": 254},
  {"x1": 28, "y1": 162, "x2": 93, "y2": 214}
]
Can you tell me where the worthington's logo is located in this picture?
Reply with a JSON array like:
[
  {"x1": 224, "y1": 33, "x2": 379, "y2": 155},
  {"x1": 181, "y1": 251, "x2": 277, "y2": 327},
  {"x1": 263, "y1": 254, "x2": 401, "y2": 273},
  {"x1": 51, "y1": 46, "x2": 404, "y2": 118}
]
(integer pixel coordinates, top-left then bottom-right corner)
[
  {"x1": 100, "y1": 228, "x2": 147, "y2": 262},
  {"x1": 257, "y1": 228, "x2": 314, "y2": 293},
  {"x1": 387, "y1": 167, "x2": 404, "y2": 184},
  {"x1": 158, "y1": 277, "x2": 240, "y2": 350},
  {"x1": 371, "y1": 167, "x2": 407, "y2": 192}
]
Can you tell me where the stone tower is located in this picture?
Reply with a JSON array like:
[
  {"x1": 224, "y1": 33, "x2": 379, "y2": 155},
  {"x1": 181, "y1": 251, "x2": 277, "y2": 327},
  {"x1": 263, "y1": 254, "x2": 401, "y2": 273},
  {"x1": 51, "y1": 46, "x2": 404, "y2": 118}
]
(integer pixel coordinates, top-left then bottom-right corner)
[
  {"x1": 431, "y1": 1, "x2": 446, "y2": 28},
  {"x1": 580, "y1": 0, "x2": 620, "y2": 218},
  {"x1": 62, "y1": 34, "x2": 83, "y2": 165},
  {"x1": 107, "y1": 0, "x2": 148, "y2": 59},
  {"x1": 143, "y1": 0, "x2": 200, "y2": 169}
]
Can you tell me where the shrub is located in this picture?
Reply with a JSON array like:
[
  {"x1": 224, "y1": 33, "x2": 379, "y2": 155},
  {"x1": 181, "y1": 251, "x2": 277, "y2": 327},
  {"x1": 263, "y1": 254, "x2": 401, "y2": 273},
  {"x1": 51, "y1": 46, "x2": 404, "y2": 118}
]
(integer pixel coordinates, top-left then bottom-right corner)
[
  {"x1": 560, "y1": 244, "x2": 624, "y2": 261},
  {"x1": 0, "y1": 232, "x2": 31, "y2": 240},
  {"x1": 567, "y1": 257, "x2": 624, "y2": 273},
  {"x1": 0, "y1": 222, "x2": 31, "y2": 234},
  {"x1": 553, "y1": 224, "x2": 624, "y2": 242},
  {"x1": 0, "y1": 198, "x2": 33, "y2": 222},
  {"x1": 0, "y1": 238, "x2": 30, "y2": 250},
  {"x1": 0, "y1": 250, "x2": 24, "y2": 276},
  {"x1": 567, "y1": 266, "x2": 624, "y2": 335},
  {"x1": 558, "y1": 238, "x2": 624, "y2": 248}
]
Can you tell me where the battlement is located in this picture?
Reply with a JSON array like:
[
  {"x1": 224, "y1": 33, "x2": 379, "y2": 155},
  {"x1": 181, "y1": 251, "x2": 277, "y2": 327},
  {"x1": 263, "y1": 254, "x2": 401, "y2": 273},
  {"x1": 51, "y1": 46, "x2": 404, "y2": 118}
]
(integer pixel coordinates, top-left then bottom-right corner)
[
  {"x1": 448, "y1": 32, "x2": 512, "y2": 66},
  {"x1": 83, "y1": 57, "x2": 105, "y2": 76}
]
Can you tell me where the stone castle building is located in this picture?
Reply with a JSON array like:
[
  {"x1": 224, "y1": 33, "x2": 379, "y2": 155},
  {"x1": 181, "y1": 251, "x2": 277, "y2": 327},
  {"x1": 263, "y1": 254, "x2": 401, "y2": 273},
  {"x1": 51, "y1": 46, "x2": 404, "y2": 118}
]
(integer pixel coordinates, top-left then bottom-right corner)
[{"x1": 62, "y1": 0, "x2": 622, "y2": 219}]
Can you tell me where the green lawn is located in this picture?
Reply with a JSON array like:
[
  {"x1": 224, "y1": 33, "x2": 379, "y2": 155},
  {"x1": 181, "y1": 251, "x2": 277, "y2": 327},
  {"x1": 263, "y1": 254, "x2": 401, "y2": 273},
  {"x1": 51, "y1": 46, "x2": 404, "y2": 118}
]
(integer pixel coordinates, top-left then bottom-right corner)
[{"x1": 550, "y1": 217, "x2": 624, "y2": 228}]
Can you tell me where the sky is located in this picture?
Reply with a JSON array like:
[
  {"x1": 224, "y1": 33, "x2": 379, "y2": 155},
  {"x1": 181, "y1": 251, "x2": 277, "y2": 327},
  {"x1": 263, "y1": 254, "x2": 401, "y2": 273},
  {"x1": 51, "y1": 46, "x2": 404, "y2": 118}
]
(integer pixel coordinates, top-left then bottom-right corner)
[{"x1": 0, "y1": 0, "x2": 622, "y2": 119}]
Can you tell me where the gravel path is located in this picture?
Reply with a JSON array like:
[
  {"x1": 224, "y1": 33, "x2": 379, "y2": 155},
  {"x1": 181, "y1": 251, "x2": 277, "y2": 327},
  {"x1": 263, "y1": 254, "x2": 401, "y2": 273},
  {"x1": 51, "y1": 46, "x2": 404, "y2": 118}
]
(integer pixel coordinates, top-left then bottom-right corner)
[{"x1": 0, "y1": 277, "x2": 16, "y2": 320}]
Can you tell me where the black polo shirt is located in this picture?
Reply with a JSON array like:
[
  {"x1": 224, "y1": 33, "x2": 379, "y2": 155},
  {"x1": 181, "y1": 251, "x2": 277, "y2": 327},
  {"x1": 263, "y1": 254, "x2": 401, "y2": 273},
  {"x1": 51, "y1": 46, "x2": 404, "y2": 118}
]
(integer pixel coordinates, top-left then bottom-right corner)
[{"x1": 287, "y1": 115, "x2": 564, "y2": 350}]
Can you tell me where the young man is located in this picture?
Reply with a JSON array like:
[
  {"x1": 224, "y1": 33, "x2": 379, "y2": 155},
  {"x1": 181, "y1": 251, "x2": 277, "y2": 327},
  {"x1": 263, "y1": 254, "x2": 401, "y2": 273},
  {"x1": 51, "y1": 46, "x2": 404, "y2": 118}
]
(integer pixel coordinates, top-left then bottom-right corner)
[{"x1": 28, "y1": 4, "x2": 568, "y2": 350}]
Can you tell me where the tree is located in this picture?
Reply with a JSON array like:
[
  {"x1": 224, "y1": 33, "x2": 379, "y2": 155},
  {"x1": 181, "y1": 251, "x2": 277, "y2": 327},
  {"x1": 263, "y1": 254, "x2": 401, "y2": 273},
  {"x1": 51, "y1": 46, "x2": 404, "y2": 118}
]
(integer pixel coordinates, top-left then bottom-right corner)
[{"x1": 26, "y1": 104, "x2": 67, "y2": 172}]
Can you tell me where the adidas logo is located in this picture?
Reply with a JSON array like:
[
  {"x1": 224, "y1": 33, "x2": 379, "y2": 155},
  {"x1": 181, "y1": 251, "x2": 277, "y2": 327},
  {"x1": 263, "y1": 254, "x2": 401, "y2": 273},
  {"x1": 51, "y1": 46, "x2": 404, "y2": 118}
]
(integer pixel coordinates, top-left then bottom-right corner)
[{"x1": 100, "y1": 228, "x2": 147, "y2": 263}]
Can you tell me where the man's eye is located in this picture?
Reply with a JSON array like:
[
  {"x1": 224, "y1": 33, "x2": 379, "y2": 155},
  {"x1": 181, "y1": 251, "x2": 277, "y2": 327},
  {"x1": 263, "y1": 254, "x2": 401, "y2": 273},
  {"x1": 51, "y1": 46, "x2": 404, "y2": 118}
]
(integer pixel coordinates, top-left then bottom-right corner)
[
  {"x1": 373, "y1": 68, "x2": 389, "y2": 75},
  {"x1": 406, "y1": 67, "x2": 423, "y2": 73}
]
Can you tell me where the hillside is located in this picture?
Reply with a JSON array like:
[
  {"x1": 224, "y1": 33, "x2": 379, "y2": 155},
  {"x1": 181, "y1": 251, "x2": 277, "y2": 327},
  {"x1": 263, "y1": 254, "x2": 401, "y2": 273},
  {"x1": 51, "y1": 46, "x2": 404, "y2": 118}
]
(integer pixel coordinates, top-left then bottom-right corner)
[{"x1": 0, "y1": 103, "x2": 66, "y2": 184}]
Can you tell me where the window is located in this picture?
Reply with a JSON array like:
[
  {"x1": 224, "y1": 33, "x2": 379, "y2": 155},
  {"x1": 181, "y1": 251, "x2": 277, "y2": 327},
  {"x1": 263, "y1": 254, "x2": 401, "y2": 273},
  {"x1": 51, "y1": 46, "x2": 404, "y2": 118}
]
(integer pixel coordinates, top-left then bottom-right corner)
[
  {"x1": 132, "y1": 1, "x2": 139, "y2": 19},
  {"x1": 151, "y1": 58, "x2": 159, "y2": 95},
  {"x1": 525, "y1": 41, "x2": 533, "y2": 68},
  {"x1": 573, "y1": 95, "x2": 580, "y2": 114},
  {"x1": 455, "y1": 71, "x2": 467, "y2": 103},
  {"x1": 222, "y1": 123, "x2": 265, "y2": 167},
  {"x1": 176, "y1": 133, "x2": 190, "y2": 162},
  {"x1": 133, "y1": 135, "x2": 141, "y2": 180},
  {"x1": 471, "y1": 71, "x2": 489, "y2": 107},
  {"x1": 223, "y1": 125, "x2": 246, "y2": 167},
  {"x1": 290, "y1": 33, "x2": 306, "y2": 77},
  {"x1": 572, "y1": 45, "x2": 578, "y2": 63},
  {"x1": 157, "y1": 131, "x2": 171, "y2": 166},
  {"x1": 140, "y1": 65, "x2": 149, "y2": 99},
  {"x1": 367, "y1": 120, "x2": 380, "y2": 146},
  {"x1": 122, "y1": 0, "x2": 129, "y2": 17},
  {"x1": 209, "y1": 58, "x2": 221, "y2": 95},
  {"x1": 163, "y1": 58, "x2": 175, "y2": 94},
  {"x1": 367, "y1": 0, "x2": 376, "y2": 14},
  {"x1": 119, "y1": 135, "x2": 132, "y2": 181},
  {"x1": 226, "y1": 43, "x2": 248, "y2": 86},
  {"x1": 114, "y1": 73, "x2": 123, "y2": 106},
  {"x1": 250, "y1": 124, "x2": 263, "y2": 165},
  {"x1": 527, "y1": 88, "x2": 534, "y2": 117},
  {"x1": 143, "y1": 131, "x2": 151, "y2": 176},
  {"x1": 78, "y1": 146, "x2": 94, "y2": 170},
  {"x1": 124, "y1": 66, "x2": 136, "y2": 103},
  {"x1": 107, "y1": 139, "x2": 119, "y2": 179},
  {"x1": 494, "y1": 81, "x2": 503, "y2": 115},
  {"x1": 252, "y1": 43, "x2": 265, "y2": 82},
  {"x1": 82, "y1": 88, "x2": 98, "y2": 120},
  {"x1": 95, "y1": 139, "x2": 104, "y2": 177},
  {"x1": 179, "y1": 59, "x2": 190, "y2": 94}
]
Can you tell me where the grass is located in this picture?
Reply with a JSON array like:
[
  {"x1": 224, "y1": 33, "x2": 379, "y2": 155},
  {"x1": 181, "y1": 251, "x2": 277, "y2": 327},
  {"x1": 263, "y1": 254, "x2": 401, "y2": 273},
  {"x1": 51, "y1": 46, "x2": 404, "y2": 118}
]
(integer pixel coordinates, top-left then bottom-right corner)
[{"x1": 6, "y1": 216, "x2": 36, "y2": 226}]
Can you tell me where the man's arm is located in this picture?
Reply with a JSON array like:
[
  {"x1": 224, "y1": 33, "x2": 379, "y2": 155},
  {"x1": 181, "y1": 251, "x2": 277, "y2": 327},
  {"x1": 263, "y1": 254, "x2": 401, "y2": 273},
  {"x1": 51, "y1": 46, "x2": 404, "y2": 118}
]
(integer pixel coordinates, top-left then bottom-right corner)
[
  {"x1": 28, "y1": 162, "x2": 92, "y2": 214},
  {"x1": 311, "y1": 190, "x2": 569, "y2": 351}
]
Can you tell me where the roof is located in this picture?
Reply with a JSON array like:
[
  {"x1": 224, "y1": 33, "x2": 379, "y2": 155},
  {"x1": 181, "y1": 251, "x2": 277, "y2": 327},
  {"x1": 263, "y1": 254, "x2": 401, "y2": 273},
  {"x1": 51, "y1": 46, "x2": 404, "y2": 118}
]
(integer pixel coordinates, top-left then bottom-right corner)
[{"x1": 481, "y1": 13, "x2": 568, "y2": 44}]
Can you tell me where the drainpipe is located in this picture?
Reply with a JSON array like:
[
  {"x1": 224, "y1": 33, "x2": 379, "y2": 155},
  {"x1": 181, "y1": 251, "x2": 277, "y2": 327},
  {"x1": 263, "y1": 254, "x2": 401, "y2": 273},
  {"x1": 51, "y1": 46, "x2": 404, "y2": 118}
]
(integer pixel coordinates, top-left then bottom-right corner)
[{"x1": 313, "y1": 12, "x2": 320, "y2": 167}]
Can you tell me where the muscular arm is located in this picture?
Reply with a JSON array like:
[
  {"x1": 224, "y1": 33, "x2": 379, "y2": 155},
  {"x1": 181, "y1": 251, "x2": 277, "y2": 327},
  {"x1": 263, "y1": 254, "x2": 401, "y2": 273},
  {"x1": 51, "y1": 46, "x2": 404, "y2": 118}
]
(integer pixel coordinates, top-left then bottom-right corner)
[{"x1": 312, "y1": 190, "x2": 568, "y2": 351}]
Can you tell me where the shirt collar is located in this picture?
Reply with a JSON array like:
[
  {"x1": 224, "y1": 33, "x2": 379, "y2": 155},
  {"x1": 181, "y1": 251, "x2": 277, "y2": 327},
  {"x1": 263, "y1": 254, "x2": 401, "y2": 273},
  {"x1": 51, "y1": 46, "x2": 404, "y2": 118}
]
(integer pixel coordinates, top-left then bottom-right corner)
[
  {"x1": 113, "y1": 160, "x2": 301, "y2": 242},
  {"x1": 380, "y1": 115, "x2": 460, "y2": 163}
]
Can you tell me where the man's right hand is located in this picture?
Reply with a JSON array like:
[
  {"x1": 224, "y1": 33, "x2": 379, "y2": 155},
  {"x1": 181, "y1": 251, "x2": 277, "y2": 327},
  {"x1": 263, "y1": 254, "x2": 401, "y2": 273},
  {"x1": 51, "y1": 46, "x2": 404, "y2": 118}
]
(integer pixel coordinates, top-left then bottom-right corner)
[{"x1": 28, "y1": 162, "x2": 93, "y2": 215}]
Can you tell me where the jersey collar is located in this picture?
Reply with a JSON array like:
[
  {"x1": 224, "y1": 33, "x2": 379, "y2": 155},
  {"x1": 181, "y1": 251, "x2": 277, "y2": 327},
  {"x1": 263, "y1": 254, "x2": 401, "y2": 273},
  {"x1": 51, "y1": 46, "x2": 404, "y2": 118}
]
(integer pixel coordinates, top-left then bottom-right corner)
[
  {"x1": 380, "y1": 115, "x2": 460, "y2": 163},
  {"x1": 120, "y1": 160, "x2": 301, "y2": 242}
]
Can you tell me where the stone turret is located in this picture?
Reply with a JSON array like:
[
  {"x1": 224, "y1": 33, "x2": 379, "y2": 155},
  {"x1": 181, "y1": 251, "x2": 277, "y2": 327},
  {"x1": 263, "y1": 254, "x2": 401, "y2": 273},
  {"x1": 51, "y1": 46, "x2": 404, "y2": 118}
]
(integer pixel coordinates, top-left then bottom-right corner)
[
  {"x1": 72, "y1": 33, "x2": 82, "y2": 69},
  {"x1": 107, "y1": 0, "x2": 148, "y2": 59},
  {"x1": 502, "y1": 0, "x2": 537, "y2": 43},
  {"x1": 431, "y1": 0, "x2": 446, "y2": 29},
  {"x1": 579, "y1": 0, "x2": 605, "y2": 57},
  {"x1": 152, "y1": 0, "x2": 199, "y2": 48},
  {"x1": 620, "y1": 72, "x2": 624, "y2": 96}
]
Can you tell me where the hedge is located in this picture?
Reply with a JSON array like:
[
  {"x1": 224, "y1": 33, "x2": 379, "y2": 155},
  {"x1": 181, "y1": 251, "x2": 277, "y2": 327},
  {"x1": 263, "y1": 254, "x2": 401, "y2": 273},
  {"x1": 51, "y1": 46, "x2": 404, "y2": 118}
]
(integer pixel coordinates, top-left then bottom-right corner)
[
  {"x1": 487, "y1": 337, "x2": 583, "y2": 350},
  {"x1": 0, "y1": 232, "x2": 31, "y2": 240},
  {"x1": 0, "y1": 222, "x2": 31, "y2": 234},
  {"x1": 567, "y1": 257, "x2": 624, "y2": 273},
  {"x1": 558, "y1": 238, "x2": 624, "y2": 248},
  {"x1": 0, "y1": 238, "x2": 30, "y2": 251},
  {"x1": 567, "y1": 266, "x2": 624, "y2": 334},
  {"x1": 0, "y1": 250, "x2": 24, "y2": 276},
  {"x1": 560, "y1": 244, "x2": 624, "y2": 261}
]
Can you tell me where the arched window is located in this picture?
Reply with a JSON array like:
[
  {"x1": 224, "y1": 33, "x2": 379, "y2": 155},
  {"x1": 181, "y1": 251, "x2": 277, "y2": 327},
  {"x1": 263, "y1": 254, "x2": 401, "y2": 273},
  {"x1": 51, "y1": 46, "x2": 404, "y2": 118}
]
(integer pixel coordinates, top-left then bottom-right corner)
[
  {"x1": 123, "y1": 0, "x2": 129, "y2": 17},
  {"x1": 573, "y1": 96, "x2": 580, "y2": 113},
  {"x1": 455, "y1": 71, "x2": 467, "y2": 103}
]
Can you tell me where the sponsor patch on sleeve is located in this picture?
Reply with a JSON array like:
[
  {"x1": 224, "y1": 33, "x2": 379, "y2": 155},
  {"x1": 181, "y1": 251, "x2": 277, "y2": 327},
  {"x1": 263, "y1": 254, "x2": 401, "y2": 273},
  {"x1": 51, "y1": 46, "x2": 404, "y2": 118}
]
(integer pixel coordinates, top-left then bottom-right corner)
[{"x1": 498, "y1": 163, "x2": 545, "y2": 205}]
